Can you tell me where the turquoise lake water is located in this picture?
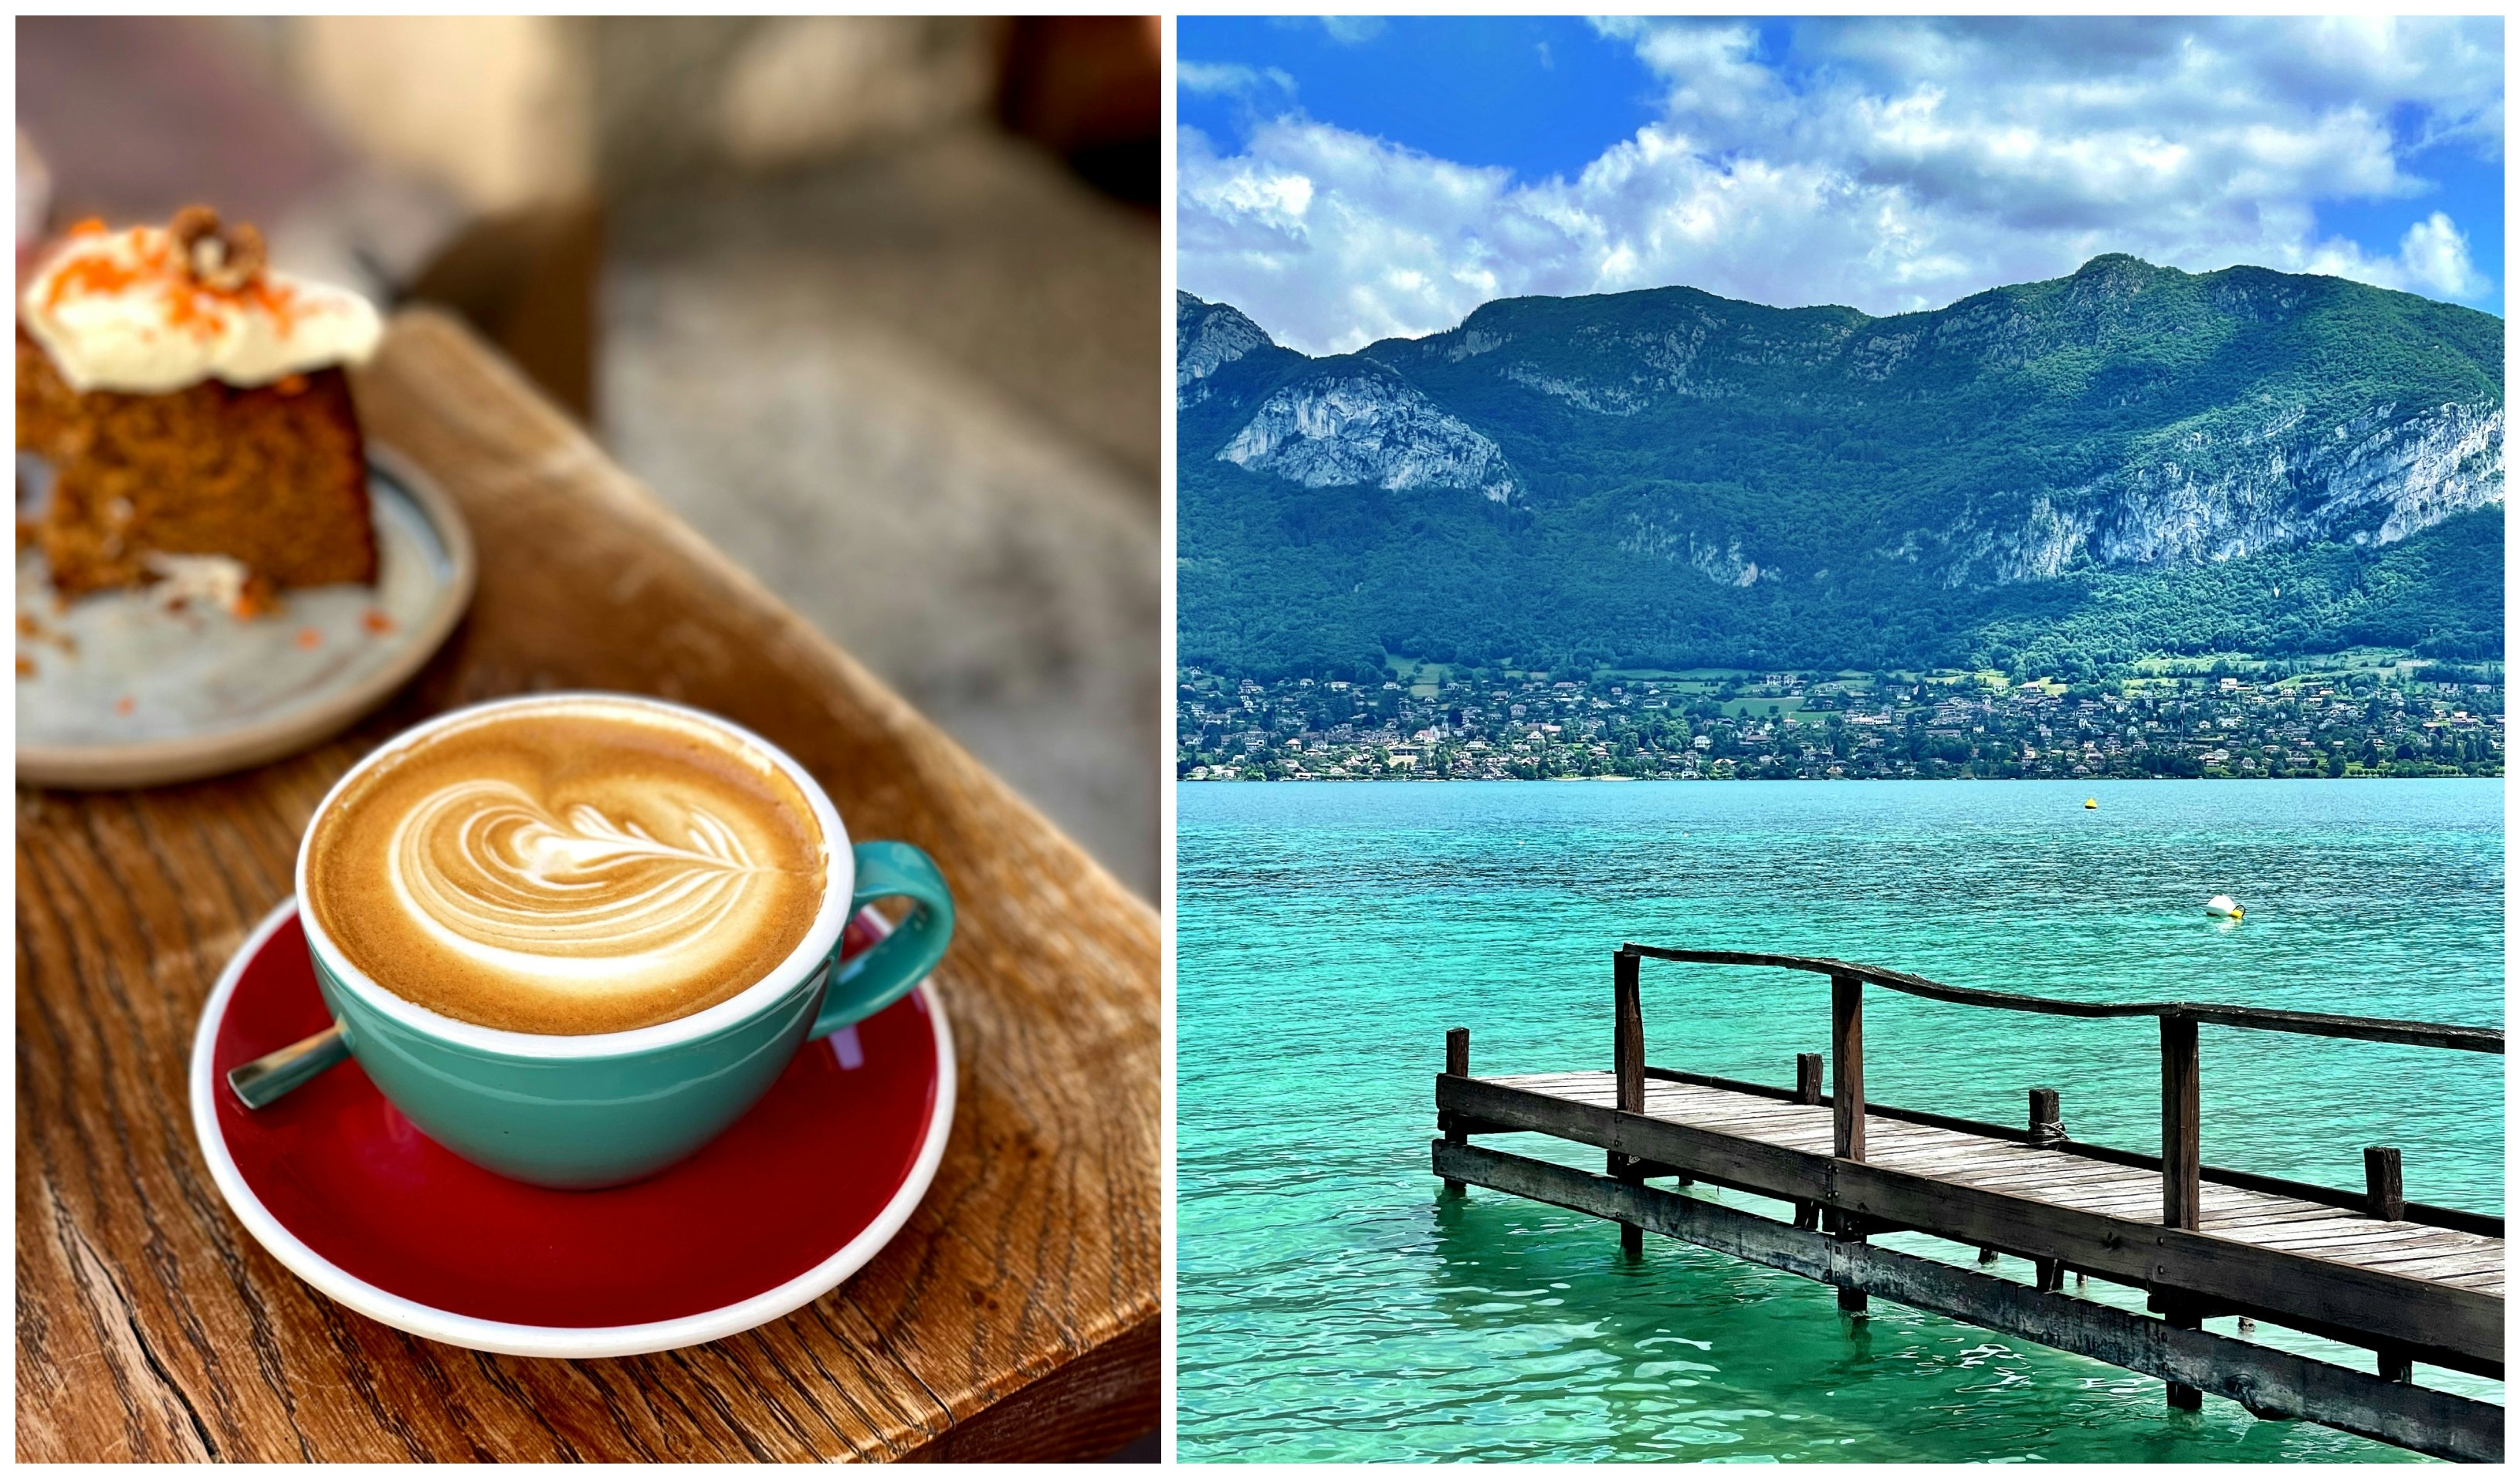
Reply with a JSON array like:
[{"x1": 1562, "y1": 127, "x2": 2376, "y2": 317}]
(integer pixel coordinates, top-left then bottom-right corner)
[{"x1": 1175, "y1": 779, "x2": 2504, "y2": 1462}]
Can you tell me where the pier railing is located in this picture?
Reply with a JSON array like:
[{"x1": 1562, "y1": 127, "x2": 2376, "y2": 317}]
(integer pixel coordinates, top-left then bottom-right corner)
[{"x1": 1614, "y1": 945, "x2": 2505, "y2": 1241}]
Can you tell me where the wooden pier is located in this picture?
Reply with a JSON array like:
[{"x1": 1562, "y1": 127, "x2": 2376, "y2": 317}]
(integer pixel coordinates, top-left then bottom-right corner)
[{"x1": 1433, "y1": 946, "x2": 2504, "y2": 1463}]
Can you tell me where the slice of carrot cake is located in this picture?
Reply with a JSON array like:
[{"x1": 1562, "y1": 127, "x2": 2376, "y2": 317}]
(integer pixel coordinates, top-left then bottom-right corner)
[{"x1": 16, "y1": 206, "x2": 384, "y2": 612}]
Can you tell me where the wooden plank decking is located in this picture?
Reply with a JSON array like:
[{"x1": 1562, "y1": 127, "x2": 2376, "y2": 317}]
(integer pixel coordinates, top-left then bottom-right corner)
[
  {"x1": 1433, "y1": 946, "x2": 2501, "y2": 1460},
  {"x1": 1487, "y1": 1072, "x2": 2505, "y2": 1297}
]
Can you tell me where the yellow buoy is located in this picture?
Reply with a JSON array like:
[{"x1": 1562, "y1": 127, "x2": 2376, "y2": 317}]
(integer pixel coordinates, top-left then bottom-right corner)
[{"x1": 2084, "y1": 797, "x2": 2097, "y2": 809}]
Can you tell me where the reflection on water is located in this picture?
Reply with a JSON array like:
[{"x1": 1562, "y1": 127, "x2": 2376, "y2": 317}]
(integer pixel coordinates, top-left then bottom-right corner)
[{"x1": 1178, "y1": 780, "x2": 2502, "y2": 1462}]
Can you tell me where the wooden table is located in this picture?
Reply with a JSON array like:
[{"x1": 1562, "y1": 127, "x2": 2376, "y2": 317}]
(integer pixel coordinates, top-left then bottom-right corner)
[{"x1": 15, "y1": 310, "x2": 1161, "y2": 1461}]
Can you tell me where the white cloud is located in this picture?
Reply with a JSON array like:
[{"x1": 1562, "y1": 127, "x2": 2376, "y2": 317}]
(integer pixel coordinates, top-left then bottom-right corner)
[
  {"x1": 2395, "y1": 212, "x2": 2491, "y2": 298},
  {"x1": 1316, "y1": 18, "x2": 1387, "y2": 46},
  {"x1": 1178, "y1": 60, "x2": 1295, "y2": 100},
  {"x1": 1182, "y1": 16, "x2": 2502, "y2": 354},
  {"x1": 2309, "y1": 211, "x2": 2492, "y2": 300}
]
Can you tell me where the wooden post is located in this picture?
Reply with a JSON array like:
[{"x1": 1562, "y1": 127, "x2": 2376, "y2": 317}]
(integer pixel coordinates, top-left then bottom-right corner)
[
  {"x1": 1441, "y1": 1027, "x2": 1469, "y2": 1196},
  {"x1": 2164, "y1": 1304, "x2": 2204, "y2": 1410},
  {"x1": 2028, "y1": 1087, "x2": 2061, "y2": 1147},
  {"x1": 2159, "y1": 1015, "x2": 2200, "y2": 1230},
  {"x1": 2159, "y1": 1013, "x2": 2203, "y2": 1410},
  {"x1": 2378, "y1": 1345, "x2": 2414, "y2": 1383},
  {"x1": 1613, "y1": 951, "x2": 1645, "y2": 1259},
  {"x1": 1830, "y1": 972, "x2": 1867, "y2": 1312},
  {"x1": 1614, "y1": 952, "x2": 1644, "y2": 1119},
  {"x1": 1792, "y1": 1051, "x2": 1824, "y2": 1230},
  {"x1": 2023, "y1": 1091, "x2": 2066, "y2": 1298},
  {"x1": 1831, "y1": 973, "x2": 1864, "y2": 1163},
  {"x1": 2364, "y1": 1147, "x2": 2404, "y2": 1222}
]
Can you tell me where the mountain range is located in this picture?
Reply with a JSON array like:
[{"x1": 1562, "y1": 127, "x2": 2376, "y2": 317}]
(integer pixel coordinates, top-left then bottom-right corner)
[{"x1": 1177, "y1": 256, "x2": 2503, "y2": 681}]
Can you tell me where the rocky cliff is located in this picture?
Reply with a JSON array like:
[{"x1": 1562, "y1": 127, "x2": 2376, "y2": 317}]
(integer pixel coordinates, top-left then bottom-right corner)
[
  {"x1": 1176, "y1": 292, "x2": 1273, "y2": 410},
  {"x1": 1214, "y1": 369, "x2": 1519, "y2": 503}
]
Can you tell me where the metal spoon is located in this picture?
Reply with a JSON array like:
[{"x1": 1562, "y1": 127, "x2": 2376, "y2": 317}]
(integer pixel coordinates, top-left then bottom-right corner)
[{"x1": 226, "y1": 1023, "x2": 350, "y2": 1108}]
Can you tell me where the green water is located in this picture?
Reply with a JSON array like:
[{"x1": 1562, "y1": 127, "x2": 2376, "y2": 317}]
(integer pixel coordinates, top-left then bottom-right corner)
[{"x1": 1176, "y1": 779, "x2": 2504, "y2": 1462}]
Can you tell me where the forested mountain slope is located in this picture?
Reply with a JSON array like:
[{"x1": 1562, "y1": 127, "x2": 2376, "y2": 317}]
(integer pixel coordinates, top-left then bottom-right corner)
[{"x1": 1177, "y1": 256, "x2": 2503, "y2": 679}]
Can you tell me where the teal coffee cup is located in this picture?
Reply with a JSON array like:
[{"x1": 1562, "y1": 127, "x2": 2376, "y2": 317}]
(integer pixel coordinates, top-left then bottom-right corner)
[{"x1": 288, "y1": 693, "x2": 953, "y2": 1189}]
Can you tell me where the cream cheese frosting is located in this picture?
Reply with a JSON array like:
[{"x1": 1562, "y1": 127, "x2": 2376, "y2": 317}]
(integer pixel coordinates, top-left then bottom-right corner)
[{"x1": 19, "y1": 221, "x2": 382, "y2": 394}]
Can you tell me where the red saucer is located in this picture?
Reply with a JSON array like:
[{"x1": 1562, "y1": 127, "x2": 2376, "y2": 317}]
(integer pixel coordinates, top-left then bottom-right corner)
[{"x1": 190, "y1": 900, "x2": 953, "y2": 1356}]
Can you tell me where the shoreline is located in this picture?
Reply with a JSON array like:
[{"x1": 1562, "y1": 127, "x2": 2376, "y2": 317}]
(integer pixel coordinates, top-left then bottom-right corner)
[{"x1": 1177, "y1": 772, "x2": 2502, "y2": 783}]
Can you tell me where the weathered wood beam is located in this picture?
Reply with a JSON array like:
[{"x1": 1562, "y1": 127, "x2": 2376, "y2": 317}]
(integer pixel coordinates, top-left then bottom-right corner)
[
  {"x1": 1434, "y1": 1075, "x2": 2503, "y2": 1373},
  {"x1": 1434, "y1": 1139, "x2": 2503, "y2": 1465}
]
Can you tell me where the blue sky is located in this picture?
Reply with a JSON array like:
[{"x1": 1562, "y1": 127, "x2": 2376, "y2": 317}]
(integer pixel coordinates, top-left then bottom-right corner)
[
  {"x1": 1180, "y1": 16, "x2": 2505, "y2": 354},
  {"x1": 1180, "y1": 19, "x2": 1665, "y2": 186}
]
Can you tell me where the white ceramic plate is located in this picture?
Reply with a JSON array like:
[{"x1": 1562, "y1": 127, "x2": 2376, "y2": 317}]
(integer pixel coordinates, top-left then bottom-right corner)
[{"x1": 15, "y1": 444, "x2": 476, "y2": 788}]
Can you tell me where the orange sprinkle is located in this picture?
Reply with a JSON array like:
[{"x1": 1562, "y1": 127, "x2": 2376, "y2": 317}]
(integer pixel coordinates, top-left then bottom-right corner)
[
  {"x1": 241, "y1": 275, "x2": 301, "y2": 337},
  {"x1": 359, "y1": 609, "x2": 396, "y2": 635},
  {"x1": 294, "y1": 628, "x2": 323, "y2": 649},
  {"x1": 113, "y1": 696, "x2": 135, "y2": 715},
  {"x1": 41, "y1": 227, "x2": 300, "y2": 339},
  {"x1": 15, "y1": 656, "x2": 35, "y2": 679},
  {"x1": 43, "y1": 249, "x2": 143, "y2": 310},
  {"x1": 69, "y1": 218, "x2": 107, "y2": 236}
]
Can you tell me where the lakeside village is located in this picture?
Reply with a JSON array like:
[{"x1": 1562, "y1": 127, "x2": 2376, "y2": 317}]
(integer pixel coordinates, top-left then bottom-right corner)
[{"x1": 1177, "y1": 660, "x2": 2505, "y2": 782}]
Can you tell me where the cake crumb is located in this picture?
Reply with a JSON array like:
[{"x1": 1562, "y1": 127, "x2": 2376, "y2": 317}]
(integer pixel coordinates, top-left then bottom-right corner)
[
  {"x1": 360, "y1": 608, "x2": 396, "y2": 635},
  {"x1": 113, "y1": 695, "x2": 134, "y2": 715},
  {"x1": 294, "y1": 627, "x2": 322, "y2": 649},
  {"x1": 15, "y1": 612, "x2": 77, "y2": 657},
  {"x1": 234, "y1": 574, "x2": 281, "y2": 620}
]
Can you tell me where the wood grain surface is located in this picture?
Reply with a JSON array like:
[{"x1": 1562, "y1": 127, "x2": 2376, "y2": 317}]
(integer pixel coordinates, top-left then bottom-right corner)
[{"x1": 15, "y1": 309, "x2": 1160, "y2": 1461}]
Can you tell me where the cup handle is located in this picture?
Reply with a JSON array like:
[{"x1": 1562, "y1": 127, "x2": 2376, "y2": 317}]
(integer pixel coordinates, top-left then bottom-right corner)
[{"x1": 808, "y1": 841, "x2": 955, "y2": 1038}]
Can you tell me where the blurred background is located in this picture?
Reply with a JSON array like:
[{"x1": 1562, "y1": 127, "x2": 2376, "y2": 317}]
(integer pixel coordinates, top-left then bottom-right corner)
[{"x1": 17, "y1": 15, "x2": 1160, "y2": 904}]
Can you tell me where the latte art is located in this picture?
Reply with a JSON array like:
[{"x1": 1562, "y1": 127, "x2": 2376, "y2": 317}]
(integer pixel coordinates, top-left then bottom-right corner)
[
  {"x1": 304, "y1": 699, "x2": 829, "y2": 1035},
  {"x1": 390, "y1": 781, "x2": 782, "y2": 984}
]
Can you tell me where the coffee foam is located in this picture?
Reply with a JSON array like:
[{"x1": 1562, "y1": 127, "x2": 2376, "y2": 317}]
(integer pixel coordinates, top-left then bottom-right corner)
[{"x1": 305, "y1": 699, "x2": 828, "y2": 1035}]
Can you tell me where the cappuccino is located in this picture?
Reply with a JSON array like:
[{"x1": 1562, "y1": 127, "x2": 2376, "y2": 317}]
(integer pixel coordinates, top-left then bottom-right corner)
[{"x1": 304, "y1": 697, "x2": 828, "y2": 1035}]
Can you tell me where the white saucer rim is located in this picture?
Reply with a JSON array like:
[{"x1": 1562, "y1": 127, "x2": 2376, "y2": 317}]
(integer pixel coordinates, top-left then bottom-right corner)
[{"x1": 188, "y1": 896, "x2": 957, "y2": 1359}]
